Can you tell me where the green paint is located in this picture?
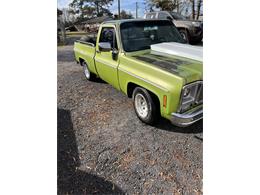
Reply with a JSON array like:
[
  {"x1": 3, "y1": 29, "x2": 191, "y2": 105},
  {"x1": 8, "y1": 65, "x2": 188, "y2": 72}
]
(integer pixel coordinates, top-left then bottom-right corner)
[{"x1": 74, "y1": 20, "x2": 203, "y2": 121}]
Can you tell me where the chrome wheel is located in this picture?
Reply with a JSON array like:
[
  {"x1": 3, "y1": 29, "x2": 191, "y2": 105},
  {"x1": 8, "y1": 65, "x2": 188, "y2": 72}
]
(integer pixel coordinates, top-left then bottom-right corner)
[
  {"x1": 134, "y1": 93, "x2": 148, "y2": 118},
  {"x1": 82, "y1": 62, "x2": 90, "y2": 79}
]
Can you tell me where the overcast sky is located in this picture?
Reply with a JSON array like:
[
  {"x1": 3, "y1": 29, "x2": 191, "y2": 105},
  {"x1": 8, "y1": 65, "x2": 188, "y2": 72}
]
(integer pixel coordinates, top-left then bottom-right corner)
[{"x1": 57, "y1": 0, "x2": 147, "y2": 18}]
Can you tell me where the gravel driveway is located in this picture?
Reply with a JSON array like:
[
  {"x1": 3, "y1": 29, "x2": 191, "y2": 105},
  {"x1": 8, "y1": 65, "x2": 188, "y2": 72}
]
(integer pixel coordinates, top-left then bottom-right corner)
[{"x1": 58, "y1": 41, "x2": 203, "y2": 194}]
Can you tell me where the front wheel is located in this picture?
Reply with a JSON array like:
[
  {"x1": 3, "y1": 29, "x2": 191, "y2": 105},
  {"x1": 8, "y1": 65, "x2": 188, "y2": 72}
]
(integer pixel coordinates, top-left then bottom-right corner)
[
  {"x1": 179, "y1": 29, "x2": 190, "y2": 43},
  {"x1": 133, "y1": 87, "x2": 158, "y2": 125}
]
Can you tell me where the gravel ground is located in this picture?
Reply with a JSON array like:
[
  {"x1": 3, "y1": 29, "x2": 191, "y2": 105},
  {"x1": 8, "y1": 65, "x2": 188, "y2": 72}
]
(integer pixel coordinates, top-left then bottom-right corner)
[{"x1": 57, "y1": 39, "x2": 203, "y2": 195}]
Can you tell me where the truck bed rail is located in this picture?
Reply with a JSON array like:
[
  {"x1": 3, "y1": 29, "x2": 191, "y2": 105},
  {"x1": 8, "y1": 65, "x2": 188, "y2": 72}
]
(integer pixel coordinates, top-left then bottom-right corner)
[{"x1": 75, "y1": 40, "x2": 95, "y2": 47}]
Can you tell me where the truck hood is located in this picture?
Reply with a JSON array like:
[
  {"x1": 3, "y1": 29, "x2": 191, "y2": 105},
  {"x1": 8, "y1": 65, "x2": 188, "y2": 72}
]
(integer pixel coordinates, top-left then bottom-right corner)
[
  {"x1": 174, "y1": 20, "x2": 202, "y2": 26},
  {"x1": 151, "y1": 42, "x2": 202, "y2": 62},
  {"x1": 131, "y1": 46, "x2": 203, "y2": 83}
]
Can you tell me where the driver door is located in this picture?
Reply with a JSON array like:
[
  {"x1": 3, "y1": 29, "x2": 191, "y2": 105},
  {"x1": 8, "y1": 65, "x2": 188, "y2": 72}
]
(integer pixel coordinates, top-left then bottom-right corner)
[{"x1": 95, "y1": 26, "x2": 120, "y2": 90}]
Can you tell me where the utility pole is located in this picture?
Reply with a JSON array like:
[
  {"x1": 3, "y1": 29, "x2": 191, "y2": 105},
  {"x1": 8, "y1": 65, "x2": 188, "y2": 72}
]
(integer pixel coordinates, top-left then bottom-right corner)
[
  {"x1": 136, "y1": 2, "x2": 138, "y2": 18},
  {"x1": 118, "y1": 0, "x2": 121, "y2": 19}
]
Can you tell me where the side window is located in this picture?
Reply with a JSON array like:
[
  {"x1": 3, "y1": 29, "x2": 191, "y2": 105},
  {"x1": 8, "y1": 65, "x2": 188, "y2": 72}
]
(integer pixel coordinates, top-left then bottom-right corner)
[
  {"x1": 99, "y1": 27, "x2": 118, "y2": 50},
  {"x1": 146, "y1": 13, "x2": 152, "y2": 19},
  {"x1": 145, "y1": 13, "x2": 156, "y2": 19},
  {"x1": 158, "y1": 13, "x2": 167, "y2": 19}
]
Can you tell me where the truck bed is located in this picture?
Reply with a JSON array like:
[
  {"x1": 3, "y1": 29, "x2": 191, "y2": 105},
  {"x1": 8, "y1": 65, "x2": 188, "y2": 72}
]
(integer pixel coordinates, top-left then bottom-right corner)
[
  {"x1": 77, "y1": 34, "x2": 97, "y2": 47},
  {"x1": 74, "y1": 38, "x2": 97, "y2": 75}
]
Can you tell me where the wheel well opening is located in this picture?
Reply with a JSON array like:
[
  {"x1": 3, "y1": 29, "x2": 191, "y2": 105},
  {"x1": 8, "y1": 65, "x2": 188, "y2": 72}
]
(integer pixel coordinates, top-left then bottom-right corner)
[
  {"x1": 149, "y1": 92, "x2": 161, "y2": 116},
  {"x1": 79, "y1": 58, "x2": 84, "y2": 66},
  {"x1": 179, "y1": 28, "x2": 190, "y2": 36},
  {"x1": 127, "y1": 82, "x2": 161, "y2": 116},
  {"x1": 178, "y1": 27, "x2": 187, "y2": 31},
  {"x1": 127, "y1": 82, "x2": 138, "y2": 98}
]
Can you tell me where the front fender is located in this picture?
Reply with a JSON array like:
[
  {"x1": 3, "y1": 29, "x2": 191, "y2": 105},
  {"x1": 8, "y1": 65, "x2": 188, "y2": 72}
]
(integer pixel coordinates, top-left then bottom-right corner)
[{"x1": 118, "y1": 60, "x2": 184, "y2": 117}]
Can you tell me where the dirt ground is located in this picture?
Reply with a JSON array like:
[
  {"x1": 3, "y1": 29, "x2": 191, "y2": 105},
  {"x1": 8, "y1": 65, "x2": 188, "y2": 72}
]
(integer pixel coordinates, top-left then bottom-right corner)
[{"x1": 57, "y1": 39, "x2": 203, "y2": 194}]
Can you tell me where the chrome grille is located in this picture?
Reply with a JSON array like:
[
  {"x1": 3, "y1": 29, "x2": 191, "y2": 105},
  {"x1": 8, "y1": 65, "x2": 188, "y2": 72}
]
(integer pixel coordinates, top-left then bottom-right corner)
[{"x1": 195, "y1": 83, "x2": 203, "y2": 104}]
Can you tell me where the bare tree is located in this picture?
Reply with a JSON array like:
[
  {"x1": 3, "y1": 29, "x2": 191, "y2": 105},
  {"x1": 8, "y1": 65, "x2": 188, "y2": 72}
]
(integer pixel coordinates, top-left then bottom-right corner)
[
  {"x1": 120, "y1": 10, "x2": 133, "y2": 19},
  {"x1": 196, "y1": 0, "x2": 202, "y2": 20},
  {"x1": 145, "y1": 0, "x2": 180, "y2": 12},
  {"x1": 190, "y1": 0, "x2": 195, "y2": 19},
  {"x1": 57, "y1": 9, "x2": 66, "y2": 44},
  {"x1": 145, "y1": 0, "x2": 202, "y2": 20}
]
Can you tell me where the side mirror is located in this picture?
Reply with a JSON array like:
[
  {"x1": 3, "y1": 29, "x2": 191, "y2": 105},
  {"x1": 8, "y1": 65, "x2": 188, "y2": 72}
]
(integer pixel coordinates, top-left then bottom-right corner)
[
  {"x1": 98, "y1": 42, "x2": 111, "y2": 52},
  {"x1": 112, "y1": 49, "x2": 118, "y2": 60}
]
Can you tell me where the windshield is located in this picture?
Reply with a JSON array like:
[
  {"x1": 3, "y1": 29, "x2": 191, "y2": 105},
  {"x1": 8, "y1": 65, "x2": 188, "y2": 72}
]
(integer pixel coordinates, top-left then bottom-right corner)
[
  {"x1": 171, "y1": 12, "x2": 186, "y2": 20},
  {"x1": 120, "y1": 20, "x2": 185, "y2": 52}
]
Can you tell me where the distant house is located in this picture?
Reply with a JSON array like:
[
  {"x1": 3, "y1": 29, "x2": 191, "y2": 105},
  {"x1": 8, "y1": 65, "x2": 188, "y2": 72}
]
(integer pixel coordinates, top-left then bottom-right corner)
[
  {"x1": 78, "y1": 16, "x2": 113, "y2": 32},
  {"x1": 84, "y1": 15, "x2": 112, "y2": 24}
]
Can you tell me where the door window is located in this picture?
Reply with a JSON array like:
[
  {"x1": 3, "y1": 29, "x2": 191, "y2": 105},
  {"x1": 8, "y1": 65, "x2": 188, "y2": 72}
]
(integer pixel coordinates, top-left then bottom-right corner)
[
  {"x1": 99, "y1": 27, "x2": 118, "y2": 50},
  {"x1": 158, "y1": 13, "x2": 168, "y2": 19},
  {"x1": 146, "y1": 13, "x2": 156, "y2": 19}
]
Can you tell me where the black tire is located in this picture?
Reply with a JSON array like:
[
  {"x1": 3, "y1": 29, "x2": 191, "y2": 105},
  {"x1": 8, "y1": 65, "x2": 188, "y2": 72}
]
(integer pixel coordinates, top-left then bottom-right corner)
[
  {"x1": 81, "y1": 60, "x2": 96, "y2": 81},
  {"x1": 133, "y1": 87, "x2": 159, "y2": 125},
  {"x1": 190, "y1": 37, "x2": 203, "y2": 45},
  {"x1": 179, "y1": 29, "x2": 190, "y2": 44}
]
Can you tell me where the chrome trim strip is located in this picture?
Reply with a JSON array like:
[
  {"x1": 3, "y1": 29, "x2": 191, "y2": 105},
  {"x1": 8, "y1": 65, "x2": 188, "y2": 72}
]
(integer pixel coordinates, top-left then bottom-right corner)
[
  {"x1": 183, "y1": 80, "x2": 203, "y2": 88},
  {"x1": 171, "y1": 106, "x2": 203, "y2": 127},
  {"x1": 195, "y1": 83, "x2": 203, "y2": 104},
  {"x1": 74, "y1": 49, "x2": 94, "y2": 59},
  {"x1": 95, "y1": 58, "x2": 117, "y2": 69},
  {"x1": 177, "y1": 80, "x2": 203, "y2": 113},
  {"x1": 75, "y1": 40, "x2": 95, "y2": 47},
  {"x1": 118, "y1": 67, "x2": 169, "y2": 92}
]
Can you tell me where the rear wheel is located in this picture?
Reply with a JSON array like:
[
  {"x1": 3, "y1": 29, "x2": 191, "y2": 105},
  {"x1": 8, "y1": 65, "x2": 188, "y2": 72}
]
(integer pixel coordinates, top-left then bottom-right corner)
[
  {"x1": 81, "y1": 61, "x2": 95, "y2": 81},
  {"x1": 133, "y1": 87, "x2": 158, "y2": 125}
]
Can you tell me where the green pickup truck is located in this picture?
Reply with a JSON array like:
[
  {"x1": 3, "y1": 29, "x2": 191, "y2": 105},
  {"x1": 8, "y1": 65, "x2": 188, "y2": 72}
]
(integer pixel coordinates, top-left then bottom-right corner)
[{"x1": 74, "y1": 19, "x2": 203, "y2": 127}]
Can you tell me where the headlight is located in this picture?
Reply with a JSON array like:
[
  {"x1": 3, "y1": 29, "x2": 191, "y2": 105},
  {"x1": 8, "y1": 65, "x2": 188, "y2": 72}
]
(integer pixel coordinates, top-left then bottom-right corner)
[
  {"x1": 179, "y1": 81, "x2": 202, "y2": 113},
  {"x1": 183, "y1": 88, "x2": 191, "y2": 97},
  {"x1": 192, "y1": 21, "x2": 201, "y2": 27}
]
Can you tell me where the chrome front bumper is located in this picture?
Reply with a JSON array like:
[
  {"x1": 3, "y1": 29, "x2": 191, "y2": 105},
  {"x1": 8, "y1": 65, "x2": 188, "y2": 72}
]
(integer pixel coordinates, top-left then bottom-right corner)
[{"x1": 170, "y1": 106, "x2": 203, "y2": 127}]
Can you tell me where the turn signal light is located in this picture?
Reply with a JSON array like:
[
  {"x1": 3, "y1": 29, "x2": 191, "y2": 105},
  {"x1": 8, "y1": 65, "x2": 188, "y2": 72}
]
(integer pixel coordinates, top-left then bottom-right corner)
[{"x1": 163, "y1": 95, "x2": 167, "y2": 108}]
